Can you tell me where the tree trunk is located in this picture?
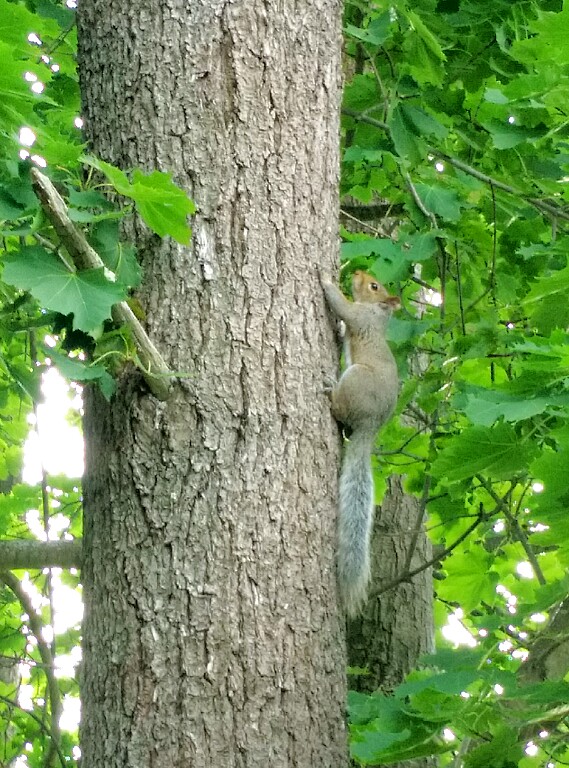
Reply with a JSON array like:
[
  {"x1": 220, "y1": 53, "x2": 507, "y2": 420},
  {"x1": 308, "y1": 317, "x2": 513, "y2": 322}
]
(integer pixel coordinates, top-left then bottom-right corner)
[{"x1": 77, "y1": 2, "x2": 346, "y2": 767}]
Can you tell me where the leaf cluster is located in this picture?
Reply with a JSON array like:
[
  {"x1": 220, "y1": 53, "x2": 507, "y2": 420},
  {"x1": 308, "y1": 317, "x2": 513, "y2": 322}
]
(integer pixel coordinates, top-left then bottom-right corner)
[{"x1": 0, "y1": 0, "x2": 194, "y2": 402}]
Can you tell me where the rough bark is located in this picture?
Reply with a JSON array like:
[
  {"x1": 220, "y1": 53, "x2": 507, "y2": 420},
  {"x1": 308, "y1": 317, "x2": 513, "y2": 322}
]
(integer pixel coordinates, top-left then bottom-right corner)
[
  {"x1": 347, "y1": 475, "x2": 434, "y2": 691},
  {"x1": 77, "y1": 2, "x2": 346, "y2": 767}
]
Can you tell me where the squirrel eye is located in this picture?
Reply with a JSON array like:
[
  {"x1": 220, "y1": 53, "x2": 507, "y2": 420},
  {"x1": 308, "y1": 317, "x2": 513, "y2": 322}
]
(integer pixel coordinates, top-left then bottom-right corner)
[{"x1": 370, "y1": 282, "x2": 379, "y2": 291}]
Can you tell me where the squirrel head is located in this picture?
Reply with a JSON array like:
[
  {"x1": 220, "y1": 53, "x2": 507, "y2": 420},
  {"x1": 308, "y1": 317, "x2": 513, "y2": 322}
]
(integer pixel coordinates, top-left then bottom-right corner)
[{"x1": 351, "y1": 270, "x2": 401, "y2": 310}]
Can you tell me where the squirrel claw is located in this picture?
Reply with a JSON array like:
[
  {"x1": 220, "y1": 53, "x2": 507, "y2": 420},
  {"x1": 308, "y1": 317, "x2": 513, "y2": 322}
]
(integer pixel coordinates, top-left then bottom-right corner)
[{"x1": 321, "y1": 371, "x2": 337, "y2": 395}]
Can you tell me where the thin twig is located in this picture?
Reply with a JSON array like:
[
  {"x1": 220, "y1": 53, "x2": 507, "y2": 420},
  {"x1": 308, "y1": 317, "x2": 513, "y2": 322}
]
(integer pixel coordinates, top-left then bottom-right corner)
[
  {"x1": 343, "y1": 107, "x2": 388, "y2": 132},
  {"x1": 380, "y1": 425, "x2": 429, "y2": 456},
  {"x1": 403, "y1": 471, "x2": 432, "y2": 575},
  {"x1": 339, "y1": 207, "x2": 389, "y2": 236},
  {"x1": 363, "y1": 45, "x2": 389, "y2": 120},
  {"x1": 434, "y1": 151, "x2": 569, "y2": 222},
  {"x1": 371, "y1": 511, "x2": 488, "y2": 599},
  {"x1": 32, "y1": 232, "x2": 57, "y2": 251},
  {"x1": 37, "y1": 19, "x2": 76, "y2": 61},
  {"x1": 477, "y1": 477, "x2": 546, "y2": 586},
  {"x1": 404, "y1": 170, "x2": 437, "y2": 227},
  {"x1": 490, "y1": 182, "x2": 497, "y2": 301}
]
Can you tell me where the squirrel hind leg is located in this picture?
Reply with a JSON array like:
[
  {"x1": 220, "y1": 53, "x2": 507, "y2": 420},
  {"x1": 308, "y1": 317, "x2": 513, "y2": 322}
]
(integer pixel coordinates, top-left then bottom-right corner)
[{"x1": 322, "y1": 375, "x2": 352, "y2": 436}]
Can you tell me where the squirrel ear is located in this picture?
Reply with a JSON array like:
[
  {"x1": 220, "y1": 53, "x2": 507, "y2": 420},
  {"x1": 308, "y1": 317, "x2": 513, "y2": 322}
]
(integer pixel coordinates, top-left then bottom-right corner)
[{"x1": 352, "y1": 271, "x2": 364, "y2": 291}]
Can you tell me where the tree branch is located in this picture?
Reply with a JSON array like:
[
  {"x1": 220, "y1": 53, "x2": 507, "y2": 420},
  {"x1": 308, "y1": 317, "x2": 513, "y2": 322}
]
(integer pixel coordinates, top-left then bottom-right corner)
[
  {"x1": 30, "y1": 167, "x2": 172, "y2": 400},
  {"x1": 0, "y1": 539, "x2": 82, "y2": 570},
  {"x1": 342, "y1": 107, "x2": 388, "y2": 132},
  {"x1": 371, "y1": 511, "x2": 488, "y2": 599},
  {"x1": 404, "y1": 169, "x2": 437, "y2": 227},
  {"x1": 520, "y1": 598, "x2": 569, "y2": 684}
]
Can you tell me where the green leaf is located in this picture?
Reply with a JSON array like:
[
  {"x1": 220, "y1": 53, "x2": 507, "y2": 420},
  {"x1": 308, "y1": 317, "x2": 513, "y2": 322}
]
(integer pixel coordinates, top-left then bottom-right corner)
[
  {"x1": 465, "y1": 727, "x2": 523, "y2": 768},
  {"x1": 405, "y1": 231, "x2": 438, "y2": 262},
  {"x1": 419, "y1": 647, "x2": 487, "y2": 673},
  {"x1": 131, "y1": 168, "x2": 195, "y2": 244},
  {"x1": 402, "y1": 11, "x2": 446, "y2": 86},
  {"x1": 0, "y1": 0, "x2": 59, "y2": 52},
  {"x1": 388, "y1": 103, "x2": 425, "y2": 165},
  {"x1": 484, "y1": 88, "x2": 509, "y2": 105},
  {"x1": 47, "y1": 349, "x2": 116, "y2": 400},
  {"x1": 82, "y1": 156, "x2": 195, "y2": 245},
  {"x1": 405, "y1": 11, "x2": 445, "y2": 63},
  {"x1": 513, "y1": 680, "x2": 569, "y2": 705},
  {"x1": 341, "y1": 238, "x2": 386, "y2": 259},
  {"x1": 0, "y1": 189, "x2": 26, "y2": 221},
  {"x1": 457, "y1": 386, "x2": 569, "y2": 426},
  {"x1": 343, "y1": 74, "x2": 381, "y2": 113},
  {"x1": 345, "y1": 12, "x2": 392, "y2": 46},
  {"x1": 35, "y1": 0, "x2": 76, "y2": 28},
  {"x1": 397, "y1": 670, "x2": 479, "y2": 697},
  {"x1": 351, "y1": 726, "x2": 411, "y2": 764},
  {"x1": 414, "y1": 184, "x2": 462, "y2": 221},
  {"x1": 343, "y1": 146, "x2": 384, "y2": 164},
  {"x1": 437, "y1": 548, "x2": 498, "y2": 612},
  {"x1": 89, "y1": 220, "x2": 141, "y2": 288},
  {"x1": 81, "y1": 155, "x2": 131, "y2": 194},
  {"x1": 481, "y1": 119, "x2": 545, "y2": 150},
  {"x1": 2, "y1": 246, "x2": 126, "y2": 332},
  {"x1": 512, "y1": 3, "x2": 569, "y2": 65},
  {"x1": 399, "y1": 104, "x2": 448, "y2": 141},
  {"x1": 67, "y1": 189, "x2": 114, "y2": 210},
  {"x1": 432, "y1": 424, "x2": 538, "y2": 482},
  {"x1": 524, "y1": 263, "x2": 569, "y2": 304},
  {"x1": 39, "y1": 137, "x2": 84, "y2": 168}
]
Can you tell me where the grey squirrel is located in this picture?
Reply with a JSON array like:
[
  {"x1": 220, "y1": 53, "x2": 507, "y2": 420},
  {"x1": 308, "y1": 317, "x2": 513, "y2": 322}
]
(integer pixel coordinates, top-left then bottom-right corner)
[{"x1": 321, "y1": 271, "x2": 400, "y2": 617}]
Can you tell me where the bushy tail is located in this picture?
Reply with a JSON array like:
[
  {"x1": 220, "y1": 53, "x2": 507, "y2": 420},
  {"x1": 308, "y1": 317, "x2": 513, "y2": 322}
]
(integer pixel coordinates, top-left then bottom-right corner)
[{"x1": 337, "y1": 429, "x2": 375, "y2": 617}]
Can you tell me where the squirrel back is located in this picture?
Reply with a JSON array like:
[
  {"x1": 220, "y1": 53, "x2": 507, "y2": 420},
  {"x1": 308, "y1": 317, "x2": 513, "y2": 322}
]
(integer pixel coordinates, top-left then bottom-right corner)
[{"x1": 322, "y1": 271, "x2": 400, "y2": 616}]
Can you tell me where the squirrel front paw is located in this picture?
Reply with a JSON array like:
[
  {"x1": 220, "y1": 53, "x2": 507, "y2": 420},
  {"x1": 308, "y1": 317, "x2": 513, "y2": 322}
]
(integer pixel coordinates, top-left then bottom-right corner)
[{"x1": 318, "y1": 268, "x2": 333, "y2": 288}]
